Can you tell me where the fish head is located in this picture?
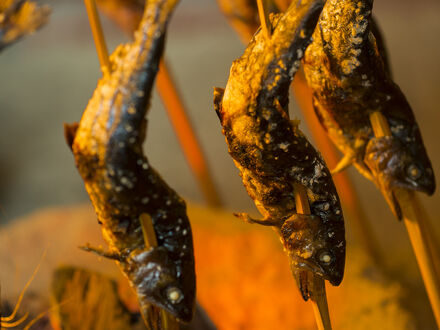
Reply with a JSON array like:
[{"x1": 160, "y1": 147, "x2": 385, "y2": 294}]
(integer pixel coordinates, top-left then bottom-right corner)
[
  {"x1": 281, "y1": 213, "x2": 345, "y2": 300},
  {"x1": 365, "y1": 135, "x2": 435, "y2": 218},
  {"x1": 127, "y1": 246, "x2": 195, "y2": 323}
]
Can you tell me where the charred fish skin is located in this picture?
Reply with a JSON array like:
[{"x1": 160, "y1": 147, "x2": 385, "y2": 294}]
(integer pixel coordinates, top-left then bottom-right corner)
[
  {"x1": 66, "y1": 0, "x2": 196, "y2": 323},
  {"x1": 214, "y1": 0, "x2": 345, "y2": 299},
  {"x1": 303, "y1": 0, "x2": 435, "y2": 217}
]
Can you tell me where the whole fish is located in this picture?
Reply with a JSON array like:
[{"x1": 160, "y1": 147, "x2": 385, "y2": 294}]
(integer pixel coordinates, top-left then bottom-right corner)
[
  {"x1": 65, "y1": 0, "x2": 196, "y2": 323},
  {"x1": 214, "y1": 0, "x2": 345, "y2": 300},
  {"x1": 302, "y1": 0, "x2": 435, "y2": 218}
]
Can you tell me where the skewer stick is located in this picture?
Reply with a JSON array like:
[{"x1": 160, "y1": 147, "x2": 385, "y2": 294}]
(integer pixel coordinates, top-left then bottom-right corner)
[
  {"x1": 84, "y1": 0, "x2": 110, "y2": 73},
  {"x1": 292, "y1": 71, "x2": 383, "y2": 267},
  {"x1": 411, "y1": 195, "x2": 440, "y2": 277},
  {"x1": 156, "y1": 60, "x2": 222, "y2": 207},
  {"x1": 140, "y1": 214, "x2": 179, "y2": 329},
  {"x1": 256, "y1": 0, "x2": 271, "y2": 38},
  {"x1": 140, "y1": 213, "x2": 158, "y2": 248},
  {"x1": 294, "y1": 184, "x2": 332, "y2": 330},
  {"x1": 370, "y1": 111, "x2": 440, "y2": 328}
]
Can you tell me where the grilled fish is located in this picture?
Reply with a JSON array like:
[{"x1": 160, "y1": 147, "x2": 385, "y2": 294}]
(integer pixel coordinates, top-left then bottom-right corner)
[
  {"x1": 214, "y1": 0, "x2": 345, "y2": 300},
  {"x1": 302, "y1": 0, "x2": 435, "y2": 218},
  {"x1": 65, "y1": 0, "x2": 195, "y2": 323}
]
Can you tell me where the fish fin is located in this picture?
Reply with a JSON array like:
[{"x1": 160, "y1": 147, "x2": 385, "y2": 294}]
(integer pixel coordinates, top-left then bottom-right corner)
[
  {"x1": 331, "y1": 153, "x2": 355, "y2": 174},
  {"x1": 79, "y1": 244, "x2": 122, "y2": 261},
  {"x1": 213, "y1": 87, "x2": 225, "y2": 121},
  {"x1": 63, "y1": 122, "x2": 79, "y2": 151},
  {"x1": 354, "y1": 162, "x2": 374, "y2": 182},
  {"x1": 233, "y1": 212, "x2": 281, "y2": 226}
]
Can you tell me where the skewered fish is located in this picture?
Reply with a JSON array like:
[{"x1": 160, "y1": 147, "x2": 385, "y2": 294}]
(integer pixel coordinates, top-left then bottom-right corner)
[
  {"x1": 65, "y1": 0, "x2": 196, "y2": 323},
  {"x1": 302, "y1": 0, "x2": 435, "y2": 218},
  {"x1": 0, "y1": 0, "x2": 50, "y2": 51},
  {"x1": 214, "y1": 0, "x2": 345, "y2": 300}
]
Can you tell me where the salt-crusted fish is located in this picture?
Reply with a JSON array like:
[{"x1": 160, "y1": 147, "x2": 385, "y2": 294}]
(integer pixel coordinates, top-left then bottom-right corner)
[
  {"x1": 302, "y1": 0, "x2": 435, "y2": 218},
  {"x1": 214, "y1": 0, "x2": 345, "y2": 300},
  {"x1": 65, "y1": 0, "x2": 195, "y2": 323}
]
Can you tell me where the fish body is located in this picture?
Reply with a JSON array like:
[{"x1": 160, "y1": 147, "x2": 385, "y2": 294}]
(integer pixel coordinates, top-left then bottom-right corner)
[
  {"x1": 66, "y1": 0, "x2": 195, "y2": 323},
  {"x1": 303, "y1": 0, "x2": 435, "y2": 218},
  {"x1": 214, "y1": 0, "x2": 345, "y2": 300}
]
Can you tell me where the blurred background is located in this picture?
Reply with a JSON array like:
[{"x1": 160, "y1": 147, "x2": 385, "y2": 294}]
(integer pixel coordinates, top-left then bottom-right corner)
[{"x1": 0, "y1": 0, "x2": 439, "y2": 328}]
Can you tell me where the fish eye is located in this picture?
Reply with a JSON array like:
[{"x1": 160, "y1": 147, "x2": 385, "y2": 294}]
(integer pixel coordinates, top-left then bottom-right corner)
[
  {"x1": 318, "y1": 250, "x2": 333, "y2": 265},
  {"x1": 407, "y1": 164, "x2": 421, "y2": 180},
  {"x1": 166, "y1": 286, "x2": 183, "y2": 304}
]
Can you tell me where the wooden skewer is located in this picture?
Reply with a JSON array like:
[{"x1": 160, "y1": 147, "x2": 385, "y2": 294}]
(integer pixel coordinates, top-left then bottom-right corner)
[
  {"x1": 256, "y1": 0, "x2": 271, "y2": 38},
  {"x1": 140, "y1": 213, "x2": 158, "y2": 248},
  {"x1": 140, "y1": 214, "x2": 179, "y2": 330},
  {"x1": 294, "y1": 184, "x2": 332, "y2": 330},
  {"x1": 84, "y1": 0, "x2": 110, "y2": 73},
  {"x1": 292, "y1": 71, "x2": 383, "y2": 267},
  {"x1": 156, "y1": 60, "x2": 222, "y2": 208},
  {"x1": 410, "y1": 194, "x2": 440, "y2": 277},
  {"x1": 370, "y1": 111, "x2": 440, "y2": 328}
]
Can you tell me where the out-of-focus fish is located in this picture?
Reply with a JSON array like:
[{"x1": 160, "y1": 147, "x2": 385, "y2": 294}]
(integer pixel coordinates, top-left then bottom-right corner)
[
  {"x1": 0, "y1": 0, "x2": 50, "y2": 51},
  {"x1": 214, "y1": 0, "x2": 345, "y2": 300},
  {"x1": 302, "y1": 0, "x2": 435, "y2": 219},
  {"x1": 65, "y1": 0, "x2": 196, "y2": 323},
  {"x1": 96, "y1": 0, "x2": 144, "y2": 34}
]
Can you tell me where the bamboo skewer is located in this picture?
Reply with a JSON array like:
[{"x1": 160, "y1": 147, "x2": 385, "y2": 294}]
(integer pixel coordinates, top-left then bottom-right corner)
[
  {"x1": 294, "y1": 184, "x2": 332, "y2": 330},
  {"x1": 257, "y1": 0, "x2": 271, "y2": 38},
  {"x1": 411, "y1": 195, "x2": 440, "y2": 278},
  {"x1": 370, "y1": 111, "x2": 440, "y2": 328},
  {"x1": 292, "y1": 71, "x2": 383, "y2": 267},
  {"x1": 156, "y1": 60, "x2": 222, "y2": 207},
  {"x1": 86, "y1": 0, "x2": 222, "y2": 209},
  {"x1": 84, "y1": 0, "x2": 110, "y2": 72}
]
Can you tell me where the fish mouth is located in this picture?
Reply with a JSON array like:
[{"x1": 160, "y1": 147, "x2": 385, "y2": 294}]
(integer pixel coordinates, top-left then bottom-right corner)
[
  {"x1": 140, "y1": 299, "x2": 194, "y2": 324},
  {"x1": 291, "y1": 254, "x2": 344, "y2": 301},
  {"x1": 384, "y1": 174, "x2": 436, "y2": 220},
  {"x1": 380, "y1": 187, "x2": 403, "y2": 220},
  {"x1": 291, "y1": 259, "x2": 327, "y2": 301},
  {"x1": 409, "y1": 177, "x2": 436, "y2": 196}
]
